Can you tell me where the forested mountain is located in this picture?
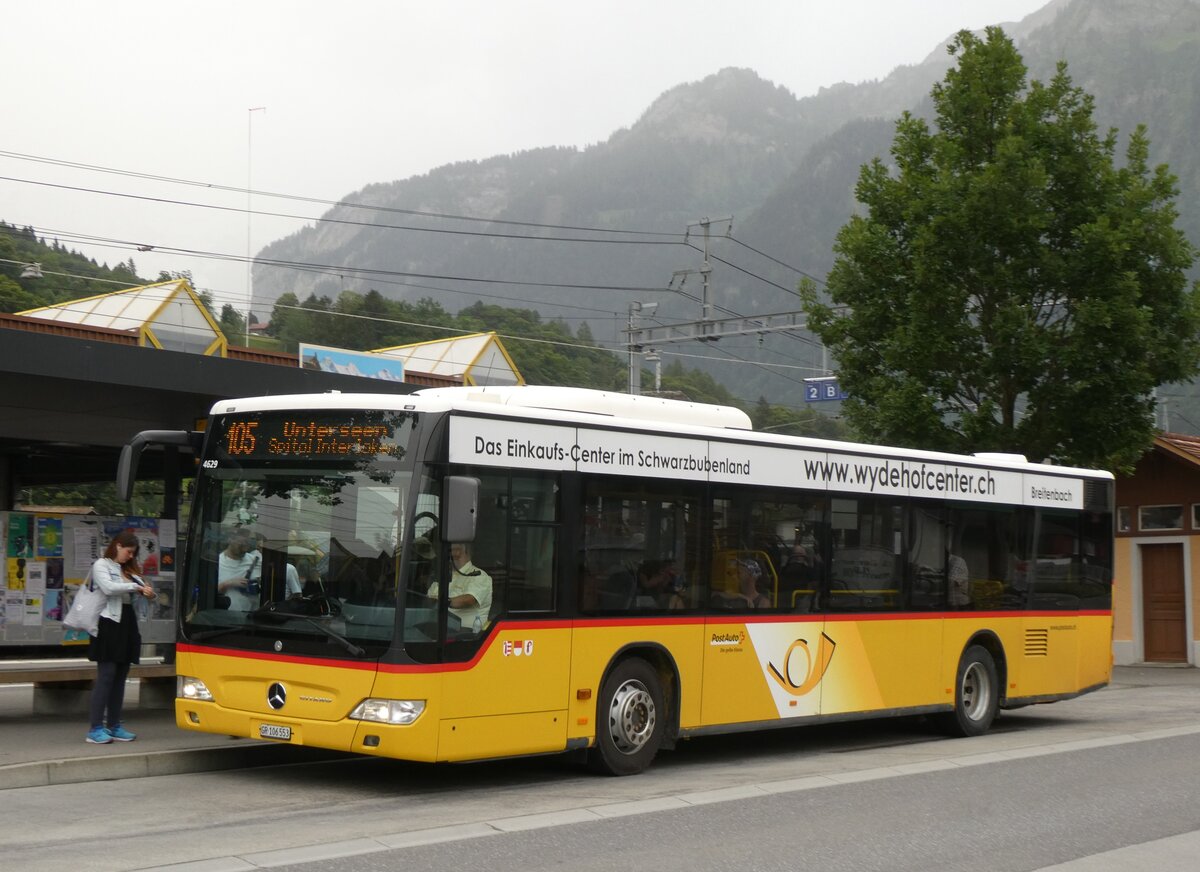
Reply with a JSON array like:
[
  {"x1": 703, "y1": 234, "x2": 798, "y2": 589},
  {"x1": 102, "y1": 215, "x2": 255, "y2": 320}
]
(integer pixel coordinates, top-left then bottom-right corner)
[
  {"x1": 0, "y1": 223, "x2": 145, "y2": 312},
  {"x1": 0, "y1": 224, "x2": 843, "y2": 437},
  {"x1": 251, "y1": 0, "x2": 1200, "y2": 426}
]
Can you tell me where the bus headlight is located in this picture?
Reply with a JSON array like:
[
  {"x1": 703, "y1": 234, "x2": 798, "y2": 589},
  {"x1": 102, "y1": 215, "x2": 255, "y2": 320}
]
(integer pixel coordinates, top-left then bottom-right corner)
[
  {"x1": 349, "y1": 698, "x2": 425, "y2": 725},
  {"x1": 177, "y1": 675, "x2": 214, "y2": 701}
]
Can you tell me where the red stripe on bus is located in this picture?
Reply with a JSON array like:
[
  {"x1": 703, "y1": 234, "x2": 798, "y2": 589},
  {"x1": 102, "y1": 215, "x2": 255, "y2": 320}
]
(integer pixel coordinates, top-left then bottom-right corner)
[{"x1": 181, "y1": 608, "x2": 1110, "y2": 673}]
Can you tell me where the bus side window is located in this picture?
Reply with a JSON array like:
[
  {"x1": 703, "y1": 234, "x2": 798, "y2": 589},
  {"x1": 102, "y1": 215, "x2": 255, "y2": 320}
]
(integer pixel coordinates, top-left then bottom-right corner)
[
  {"x1": 828, "y1": 497, "x2": 905, "y2": 612},
  {"x1": 468, "y1": 470, "x2": 560, "y2": 617}
]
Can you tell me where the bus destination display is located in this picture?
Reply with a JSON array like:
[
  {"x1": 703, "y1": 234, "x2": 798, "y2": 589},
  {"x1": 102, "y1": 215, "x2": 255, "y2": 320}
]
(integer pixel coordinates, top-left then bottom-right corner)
[{"x1": 215, "y1": 414, "x2": 408, "y2": 460}]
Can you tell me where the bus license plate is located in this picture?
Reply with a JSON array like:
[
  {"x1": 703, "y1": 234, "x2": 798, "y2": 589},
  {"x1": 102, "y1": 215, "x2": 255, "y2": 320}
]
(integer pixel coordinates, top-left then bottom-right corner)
[{"x1": 259, "y1": 723, "x2": 292, "y2": 741}]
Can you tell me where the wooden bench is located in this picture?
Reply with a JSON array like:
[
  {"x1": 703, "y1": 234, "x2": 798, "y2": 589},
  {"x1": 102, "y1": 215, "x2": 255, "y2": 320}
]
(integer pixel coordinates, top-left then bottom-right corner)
[{"x1": 0, "y1": 658, "x2": 177, "y2": 714}]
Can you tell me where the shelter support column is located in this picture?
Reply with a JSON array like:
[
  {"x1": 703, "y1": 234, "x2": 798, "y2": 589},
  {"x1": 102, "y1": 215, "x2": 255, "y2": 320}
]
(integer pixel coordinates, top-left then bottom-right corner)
[{"x1": 0, "y1": 455, "x2": 11, "y2": 511}]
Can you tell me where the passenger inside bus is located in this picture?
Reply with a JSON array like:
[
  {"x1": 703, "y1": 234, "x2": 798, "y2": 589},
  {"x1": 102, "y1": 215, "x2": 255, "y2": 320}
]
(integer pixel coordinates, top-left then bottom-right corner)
[
  {"x1": 633, "y1": 559, "x2": 685, "y2": 610},
  {"x1": 286, "y1": 553, "x2": 323, "y2": 598},
  {"x1": 217, "y1": 527, "x2": 261, "y2": 611},
  {"x1": 597, "y1": 563, "x2": 636, "y2": 609},
  {"x1": 948, "y1": 551, "x2": 970, "y2": 608},
  {"x1": 712, "y1": 558, "x2": 771, "y2": 609},
  {"x1": 781, "y1": 544, "x2": 819, "y2": 610},
  {"x1": 427, "y1": 542, "x2": 493, "y2": 631}
]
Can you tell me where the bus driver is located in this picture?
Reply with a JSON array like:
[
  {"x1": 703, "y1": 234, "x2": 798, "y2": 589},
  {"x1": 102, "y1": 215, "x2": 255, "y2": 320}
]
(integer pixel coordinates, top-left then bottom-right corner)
[{"x1": 427, "y1": 542, "x2": 493, "y2": 631}]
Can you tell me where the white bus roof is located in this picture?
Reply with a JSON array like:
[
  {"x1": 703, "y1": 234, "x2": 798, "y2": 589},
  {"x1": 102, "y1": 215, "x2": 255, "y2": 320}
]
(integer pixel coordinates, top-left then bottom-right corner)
[
  {"x1": 416, "y1": 385, "x2": 753, "y2": 430},
  {"x1": 207, "y1": 385, "x2": 1112, "y2": 481}
]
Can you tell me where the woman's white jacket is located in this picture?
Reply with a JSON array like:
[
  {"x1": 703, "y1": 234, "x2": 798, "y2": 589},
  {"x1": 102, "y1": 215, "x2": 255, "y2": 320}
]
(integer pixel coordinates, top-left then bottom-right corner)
[{"x1": 91, "y1": 557, "x2": 143, "y2": 623}]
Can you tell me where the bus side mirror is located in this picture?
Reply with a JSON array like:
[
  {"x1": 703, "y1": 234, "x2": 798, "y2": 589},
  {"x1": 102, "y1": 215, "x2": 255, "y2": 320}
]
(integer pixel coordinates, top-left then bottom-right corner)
[
  {"x1": 443, "y1": 476, "x2": 480, "y2": 544},
  {"x1": 117, "y1": 430, "x2": 202, "y2": 501}
]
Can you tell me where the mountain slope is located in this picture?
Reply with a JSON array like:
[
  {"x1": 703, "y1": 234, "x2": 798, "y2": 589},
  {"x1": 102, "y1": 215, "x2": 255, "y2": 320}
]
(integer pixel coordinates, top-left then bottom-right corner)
[{"x1": 252, "y1": 0, "x2": 1200, "y2": 414}]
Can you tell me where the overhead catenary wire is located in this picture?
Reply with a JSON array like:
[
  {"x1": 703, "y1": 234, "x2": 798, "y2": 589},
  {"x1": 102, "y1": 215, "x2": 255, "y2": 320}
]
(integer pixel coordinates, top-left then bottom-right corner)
[
  {"x1": 4, "y1": 223, "x2": 825, "y2": 350},
  {"x1": 0, "y1": 151, "x2": 838, "y2": 407},
  {"x1": 0, "y1": 150, "x2": 685, "y2": 238},
  {"x1": 724, "y1": 235, "x2": 827, "y2": 287},
  {"x1": 1, "y1": 182, "x2": 832, "y2": 398},
  {"x1": 0, "y1": 175, "x2": 687, "y2": 247},
  {"x1": 1, "y1": 258, "x2": 830, "y2": 391},
  {"x1": 0, "y1": 225, "x2": 673, "y2": 297},
  {"x1": 3, "y1": 233, "x2": 831, "y2": 404},
  {"x1": 0, "y1": 227, "x2": 634, "y2": 320},
  {"x1": 2, "y1": 176, "x2": 810, "y2": 317},
  {"x1": 0, "y1": 150, "x2": 823, "y2": 302}
]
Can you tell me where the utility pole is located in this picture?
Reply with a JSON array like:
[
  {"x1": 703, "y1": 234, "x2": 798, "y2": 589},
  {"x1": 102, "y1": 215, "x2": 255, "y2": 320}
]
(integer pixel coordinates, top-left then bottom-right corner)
[
  {"x1": 623, "y1": 217, "x2": 819, "y2": 394},
  {"x1": 671, "y1": 217, "x2": 731, "y2": 342},
  {"x1": 627, "y1": 301, "x2": 657, "y2": 394},
  {"x1": 645, "y1": 349, "x2": 662, "y2": 392}
]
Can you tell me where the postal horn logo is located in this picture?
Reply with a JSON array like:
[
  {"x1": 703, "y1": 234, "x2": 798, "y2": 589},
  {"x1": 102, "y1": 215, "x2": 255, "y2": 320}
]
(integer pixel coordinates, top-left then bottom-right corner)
[{"x1": 767, "y1": 632, "x2": 836, "y2": 696}]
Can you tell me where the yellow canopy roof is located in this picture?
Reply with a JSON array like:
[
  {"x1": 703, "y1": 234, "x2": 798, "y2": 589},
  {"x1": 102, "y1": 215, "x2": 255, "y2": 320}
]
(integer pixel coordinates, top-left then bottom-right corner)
[
  {"x1": 372, "y1": 331, "x2": 523, "y2": 386},
  {"x1": 17, "y1": 279, "x2": 227, "y2": 356}
]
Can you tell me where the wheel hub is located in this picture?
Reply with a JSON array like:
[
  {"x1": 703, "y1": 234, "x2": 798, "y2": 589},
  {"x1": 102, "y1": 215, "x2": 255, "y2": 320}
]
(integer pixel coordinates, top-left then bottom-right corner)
[
  {"x1": 962, "y1": 661, "x2": 992, "y2": 721},
  {"x1": 608, "y1": 679, "x2": 656, "y2": 754}
]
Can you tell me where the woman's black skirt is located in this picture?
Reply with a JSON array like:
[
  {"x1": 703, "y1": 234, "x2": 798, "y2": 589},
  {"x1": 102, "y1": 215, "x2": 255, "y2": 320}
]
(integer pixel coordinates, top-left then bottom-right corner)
[{"x1": 88, "y1": 603, "x2": 142, "y2": 664}]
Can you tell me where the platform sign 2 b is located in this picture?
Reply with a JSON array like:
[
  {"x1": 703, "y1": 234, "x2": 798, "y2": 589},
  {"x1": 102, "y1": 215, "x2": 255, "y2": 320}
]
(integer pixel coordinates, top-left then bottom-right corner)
[{"x1": 804, "y1": 377, "x2": 847, "y2": 402}]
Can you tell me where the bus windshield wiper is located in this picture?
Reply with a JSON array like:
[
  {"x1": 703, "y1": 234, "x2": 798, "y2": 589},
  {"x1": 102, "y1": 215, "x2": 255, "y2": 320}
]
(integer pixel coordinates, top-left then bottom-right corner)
[
  {"x1": 251, "y1": 603, "x2": 366, "y2": 657},
  {"x1": 189, "y1": 625, "x2": 255, "y2": 643}
]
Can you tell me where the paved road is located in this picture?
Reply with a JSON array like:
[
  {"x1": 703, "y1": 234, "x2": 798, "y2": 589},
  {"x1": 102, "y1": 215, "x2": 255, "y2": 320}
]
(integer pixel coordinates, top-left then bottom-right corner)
[
  {"x1": 271, "y1": 734, "x2": 1200, "y2": 872},
  {"x1": 0, "y1": 665, "x2": 1197, "y2": 871}
]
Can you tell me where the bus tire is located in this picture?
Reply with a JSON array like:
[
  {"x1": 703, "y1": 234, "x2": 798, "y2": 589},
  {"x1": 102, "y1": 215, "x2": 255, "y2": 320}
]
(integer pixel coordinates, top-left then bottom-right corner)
[
  {"x1": 588, "y1": 658, "x2": 664, "y2": 776},
  {"x1": 939, "y1": 644, "x2": 999, "y2": 737}
]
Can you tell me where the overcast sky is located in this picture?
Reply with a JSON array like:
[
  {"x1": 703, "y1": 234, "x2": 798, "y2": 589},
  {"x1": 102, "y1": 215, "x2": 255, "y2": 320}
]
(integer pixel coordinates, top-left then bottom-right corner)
[{"x1": 2, "y1": 0, "x2": 1051, "y2": 317}]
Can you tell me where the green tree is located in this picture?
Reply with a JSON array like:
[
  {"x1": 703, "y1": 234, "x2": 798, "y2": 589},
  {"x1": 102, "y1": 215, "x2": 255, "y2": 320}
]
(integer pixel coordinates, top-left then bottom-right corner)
[
  {"x1": 801, "y1": 27, "x2": 1200, "y2": 471},
  {"x1": 19, "y1": 481, "x2": 163, "y2": 518},
  {"x1": 658, "y1": 360, "x2": 738, "y2": 406},
  {"x1": 0, "y1": 274, "x2": 42, "y2": 312},
  {"x1": 752, "y1": 396, "x2": 847, "y2": 439},
  {"x1": 218, "y1": 304, "x2": 247, "y2": 343}
]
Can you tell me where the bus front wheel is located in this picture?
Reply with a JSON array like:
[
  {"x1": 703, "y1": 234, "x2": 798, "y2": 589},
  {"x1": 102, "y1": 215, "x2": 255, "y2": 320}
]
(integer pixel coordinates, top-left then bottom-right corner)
[
  {"x1": 939, "y1": 644, "x2": 999, "y2": 737},
  {"x1": 588, "y1": 658, "x2": 664, "y2": 776}
]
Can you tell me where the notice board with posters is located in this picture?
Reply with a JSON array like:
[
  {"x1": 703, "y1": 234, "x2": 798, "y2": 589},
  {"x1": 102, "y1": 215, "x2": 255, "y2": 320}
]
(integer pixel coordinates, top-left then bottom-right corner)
[{"x1": 0, "y1": 512, "x2": 177, "y2": 646}]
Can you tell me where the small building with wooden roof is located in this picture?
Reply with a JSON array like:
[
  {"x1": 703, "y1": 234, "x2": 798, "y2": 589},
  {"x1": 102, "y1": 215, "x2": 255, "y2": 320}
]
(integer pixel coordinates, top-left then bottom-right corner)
[{"x1": 1113, "y1": 432, "x2": 1200, "y2": 666}]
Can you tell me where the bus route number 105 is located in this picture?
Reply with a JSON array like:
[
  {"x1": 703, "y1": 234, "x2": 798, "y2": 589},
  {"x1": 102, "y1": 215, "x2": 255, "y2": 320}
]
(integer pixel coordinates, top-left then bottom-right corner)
[{"x1": 225, "y1": 421, "x2": 259, "y2": 455}]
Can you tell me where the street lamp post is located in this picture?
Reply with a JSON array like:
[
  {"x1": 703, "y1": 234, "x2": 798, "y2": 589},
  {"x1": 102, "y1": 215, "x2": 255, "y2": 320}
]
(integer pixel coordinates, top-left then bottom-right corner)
[{"x1": 246, "y1": 106, "x2": 266, "y2": 345}]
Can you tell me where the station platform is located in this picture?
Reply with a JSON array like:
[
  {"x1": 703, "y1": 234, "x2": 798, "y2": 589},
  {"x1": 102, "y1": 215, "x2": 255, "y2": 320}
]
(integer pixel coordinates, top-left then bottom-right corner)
[{"x1": 0, "y1": 680, "x2": 346, "y2": 790}]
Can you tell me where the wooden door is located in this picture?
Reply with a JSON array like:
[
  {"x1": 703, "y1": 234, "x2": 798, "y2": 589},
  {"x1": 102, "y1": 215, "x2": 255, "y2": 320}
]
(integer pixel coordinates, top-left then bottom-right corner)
[{"x1": 1141, "y1": 543, "x2": 1187, "y2": 662}]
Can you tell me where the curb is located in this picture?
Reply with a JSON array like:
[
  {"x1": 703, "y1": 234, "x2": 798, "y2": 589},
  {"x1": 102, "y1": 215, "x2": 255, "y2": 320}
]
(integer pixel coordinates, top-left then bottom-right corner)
[{"x1": 0, "y1": 742, "x2": 352, "y2": 790}]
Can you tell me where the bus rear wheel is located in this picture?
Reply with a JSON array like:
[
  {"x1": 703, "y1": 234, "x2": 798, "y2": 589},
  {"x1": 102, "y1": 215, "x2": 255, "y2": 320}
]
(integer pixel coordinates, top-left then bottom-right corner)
[
  {"x1": 939, "y1": 644, "x2": 999, "y2": 737},
  {"x1": 588, "y1": 658, "x2": 664, "y2": 776}
]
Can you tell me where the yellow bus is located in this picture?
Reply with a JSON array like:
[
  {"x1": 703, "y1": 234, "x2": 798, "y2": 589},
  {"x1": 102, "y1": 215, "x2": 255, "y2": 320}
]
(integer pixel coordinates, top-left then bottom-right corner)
[{"x1": 121, "y1": 385, "x2": 1113, "y2": 775}]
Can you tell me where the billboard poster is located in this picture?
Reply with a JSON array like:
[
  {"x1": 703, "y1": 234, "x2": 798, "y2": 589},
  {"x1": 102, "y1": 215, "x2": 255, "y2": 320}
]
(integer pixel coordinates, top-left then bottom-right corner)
[{"x1": 298, "y1": 342, "x2": 405, "y2": 382}]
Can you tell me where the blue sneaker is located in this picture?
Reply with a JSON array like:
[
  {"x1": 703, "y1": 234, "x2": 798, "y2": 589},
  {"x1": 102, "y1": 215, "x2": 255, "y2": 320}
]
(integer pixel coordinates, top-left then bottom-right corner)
[
  {"x1": 108, "y1": 725, "x2": 137, "y2": 742},
  {"x1": 86, "y1": 726, "x2": 112, "y2": 744}
]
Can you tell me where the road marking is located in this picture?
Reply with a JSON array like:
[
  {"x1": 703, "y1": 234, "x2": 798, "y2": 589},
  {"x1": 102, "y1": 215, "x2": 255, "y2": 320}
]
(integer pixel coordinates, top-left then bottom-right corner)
[
  {"x1": 140, "y1": 723, "x2": 1200, "y2": 872},
  {"x1": 1032, "y1": 829, "x2": 1200, "y2": 871}
]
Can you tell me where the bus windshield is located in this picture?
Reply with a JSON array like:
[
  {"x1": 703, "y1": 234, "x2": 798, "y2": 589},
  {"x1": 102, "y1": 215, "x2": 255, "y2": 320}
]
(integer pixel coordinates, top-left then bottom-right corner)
[{"x1": 181, "y1": 409, "x2": 416, "y2": 658}]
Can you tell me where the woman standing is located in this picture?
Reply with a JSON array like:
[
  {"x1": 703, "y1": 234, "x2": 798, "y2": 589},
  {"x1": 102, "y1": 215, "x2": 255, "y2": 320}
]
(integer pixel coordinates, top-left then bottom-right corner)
[{"x1": 86, "y1": 530, "x2": 157, "y2": 744}]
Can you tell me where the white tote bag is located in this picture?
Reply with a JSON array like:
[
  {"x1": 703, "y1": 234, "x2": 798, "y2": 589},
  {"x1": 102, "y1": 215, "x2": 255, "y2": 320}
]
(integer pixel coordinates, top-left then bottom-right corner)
[{"x1": 63, "y1": 571, "x2": 106, "y2": 636}]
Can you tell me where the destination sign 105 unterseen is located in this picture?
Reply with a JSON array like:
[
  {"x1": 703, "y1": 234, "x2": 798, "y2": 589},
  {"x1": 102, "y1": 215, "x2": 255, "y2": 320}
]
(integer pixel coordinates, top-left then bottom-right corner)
[{"x1": 215, "y1": 413, "x2": 409, "y2": 461}]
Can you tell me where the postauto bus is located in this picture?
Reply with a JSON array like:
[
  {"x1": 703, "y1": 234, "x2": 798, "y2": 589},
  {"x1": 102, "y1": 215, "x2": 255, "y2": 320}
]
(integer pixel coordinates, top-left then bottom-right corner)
[{"x1": 119, "y1": 385, "x2": 1113, "y2": 775}]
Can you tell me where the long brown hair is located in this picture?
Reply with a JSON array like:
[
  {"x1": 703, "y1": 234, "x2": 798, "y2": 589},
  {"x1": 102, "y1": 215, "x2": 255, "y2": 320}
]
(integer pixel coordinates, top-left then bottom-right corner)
[{"x1": 104, "y1": 529, "x2": 142, "y2": 577}]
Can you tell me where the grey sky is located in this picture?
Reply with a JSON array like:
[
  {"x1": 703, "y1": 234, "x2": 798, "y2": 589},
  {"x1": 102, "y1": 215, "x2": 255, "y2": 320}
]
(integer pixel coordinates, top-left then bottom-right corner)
[{"x1": 2, "y1": 1, "x2": 1050, "y2": 317}]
